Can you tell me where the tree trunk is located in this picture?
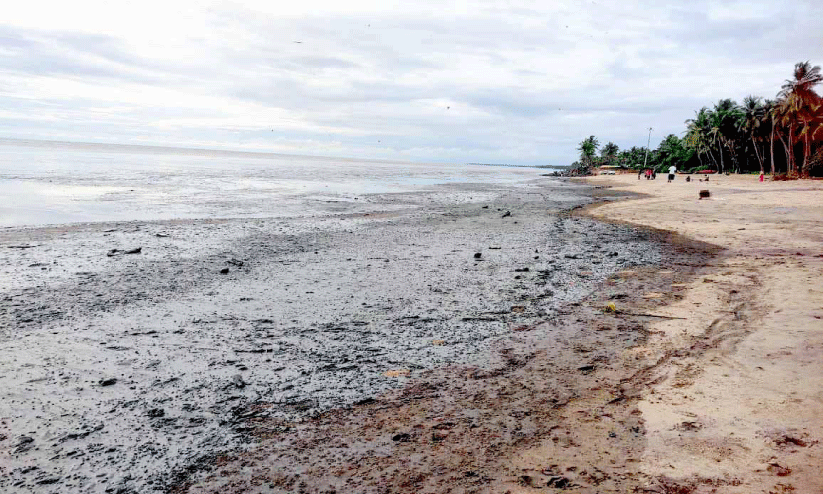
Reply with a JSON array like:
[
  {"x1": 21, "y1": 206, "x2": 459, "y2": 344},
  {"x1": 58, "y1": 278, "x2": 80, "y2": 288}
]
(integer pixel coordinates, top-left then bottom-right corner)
[
  {"x1": 802, "y1": 122, "x2": 812, "y2": 177},
  {"x1": 778, "y1": 132, "x2": 791, "y2": 175},
  {"x1": 770, "y1": 121, "x2": 776, "y2": 177},
  {"x1": 720, "y1": 146, "x2": 726, "y2": 173},
  {"x1": 727, "y1": 142, "x2": 739, "y2": 173},
  {"x1": 788, "y1": 126, "x2": 795, "y2": 175},
  {"x1": 706, "y1": 149, "x2": 717, "y2": 169},
  {"x1": 751, "y1": 136, "x2": 764, "y2": 173}
]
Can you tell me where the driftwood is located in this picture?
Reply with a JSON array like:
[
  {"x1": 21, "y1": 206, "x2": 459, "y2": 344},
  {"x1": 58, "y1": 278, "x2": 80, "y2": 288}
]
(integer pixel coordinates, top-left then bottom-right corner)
[{"x1": 616, "y1": 311, "x2": 687, "y2": 320}]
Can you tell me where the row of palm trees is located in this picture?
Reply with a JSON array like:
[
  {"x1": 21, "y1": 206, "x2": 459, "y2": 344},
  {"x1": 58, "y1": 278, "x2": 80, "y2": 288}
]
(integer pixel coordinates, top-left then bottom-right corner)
[{"x1": 684, "y1": 61, "x2": 823, "y2": 177}]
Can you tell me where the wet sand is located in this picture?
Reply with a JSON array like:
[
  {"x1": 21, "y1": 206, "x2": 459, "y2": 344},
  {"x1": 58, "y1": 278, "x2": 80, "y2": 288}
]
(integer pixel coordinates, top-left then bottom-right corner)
[
  {"x1": 171, "y1": 174, "x2": 822, "y2": 494},
  {"x1": 9, "y1": 173, "x2": 814, "y2": 494},
  {"x1": 162, "y1": 183, "x2": 720, "y2": 494},
  {"x1": 1, "y1": 178, "x2": 672, "y2": 493}
]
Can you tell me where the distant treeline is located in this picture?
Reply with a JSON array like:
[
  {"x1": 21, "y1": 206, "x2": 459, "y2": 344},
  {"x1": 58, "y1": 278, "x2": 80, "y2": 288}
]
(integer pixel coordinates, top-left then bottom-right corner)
[{"x1": 570, "y1": 61, "x2": 823, "y2": 177}]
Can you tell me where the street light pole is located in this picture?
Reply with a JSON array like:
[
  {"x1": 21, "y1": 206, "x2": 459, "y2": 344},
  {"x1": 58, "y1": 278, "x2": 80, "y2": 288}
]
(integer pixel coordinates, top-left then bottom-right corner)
[{"x1": 642, "y1": 127, "x2": 653, "y2": 169}]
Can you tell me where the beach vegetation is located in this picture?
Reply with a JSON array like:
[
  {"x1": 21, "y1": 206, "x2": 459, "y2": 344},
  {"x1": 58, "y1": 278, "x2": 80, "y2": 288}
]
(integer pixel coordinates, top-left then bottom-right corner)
[
  {"x1": 600, "y1": 142, "x2": 619, "y2": 165},
  {"x1": 577, "y1": 61, "x2": 823, "y2": 177},
  {"x1": 578, "y1": 136, "x2": 600, "y2": 165}
]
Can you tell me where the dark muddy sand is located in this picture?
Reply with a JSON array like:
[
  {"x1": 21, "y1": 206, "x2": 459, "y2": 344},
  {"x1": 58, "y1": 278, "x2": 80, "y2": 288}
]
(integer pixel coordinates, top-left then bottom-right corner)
[{"x1": 0, "y1": 178, "x2": 713, "y2": 493}]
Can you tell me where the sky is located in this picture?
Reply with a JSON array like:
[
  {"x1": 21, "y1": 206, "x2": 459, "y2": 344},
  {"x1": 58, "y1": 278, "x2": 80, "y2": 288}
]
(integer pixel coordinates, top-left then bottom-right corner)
[{"x1": 0, "y1": 0, "x2": 821, "y2": 166}]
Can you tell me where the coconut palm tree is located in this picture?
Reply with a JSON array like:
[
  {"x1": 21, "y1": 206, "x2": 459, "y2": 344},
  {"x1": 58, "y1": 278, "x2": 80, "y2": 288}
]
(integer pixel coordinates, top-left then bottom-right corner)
[
  {"x1": 685, "y1": 108, "x2": 717, "y2": 170},
  {"x1": 711, "y1": 99, "x2": 744, "y2": 173},
  {"x1": 740, "y1": 96, "x2": 765, "y2": 173},
  {"x1": 779, "y1": 61, "x2": 823, "y2": 176},
  {"x1": 600, "y1": 142, "x2": 619, "y2": 165},
  {"x1": 774, "y1": 97, "x2": 800, "y2": 175},
  {"x1": 762, "y1": 99, "x2": 779, "y2": 176},
  {"x1": 577, "y1": 136, "x2": 600, "y2": 167}
]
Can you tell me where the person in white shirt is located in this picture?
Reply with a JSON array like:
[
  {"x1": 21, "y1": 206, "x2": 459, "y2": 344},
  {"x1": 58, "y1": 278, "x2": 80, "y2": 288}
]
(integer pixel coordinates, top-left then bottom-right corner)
[{"x1": 668, "y1": 165, "x2": 677, "y2": 182}]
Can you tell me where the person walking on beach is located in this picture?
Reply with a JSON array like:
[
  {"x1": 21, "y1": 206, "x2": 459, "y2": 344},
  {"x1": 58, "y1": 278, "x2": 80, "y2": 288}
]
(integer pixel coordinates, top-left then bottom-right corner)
[{"x1": 668, "y1": 165, "x2": 676, "y2": 182}]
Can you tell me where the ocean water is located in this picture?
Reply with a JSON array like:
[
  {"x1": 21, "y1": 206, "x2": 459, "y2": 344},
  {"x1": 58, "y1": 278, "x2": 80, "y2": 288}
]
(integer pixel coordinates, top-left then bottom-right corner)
[{"x1": 0, "y1": 139, "x2": 549, "y2": 227}]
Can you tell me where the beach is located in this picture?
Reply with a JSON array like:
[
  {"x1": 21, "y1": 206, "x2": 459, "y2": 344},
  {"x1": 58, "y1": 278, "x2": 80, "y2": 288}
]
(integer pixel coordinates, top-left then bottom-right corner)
[
  {"x1": 576, "y1": 173, "x2": 823, "y2": 493},
  {"x1": 2, "y1": 166, "x2": 821, "y2": 494},
  {"x1": 177, "y1": 174, "x2": 822, "y2": 494},
  {"x1": 0, "y1": 162, "x2": 671, "y2": 494}
]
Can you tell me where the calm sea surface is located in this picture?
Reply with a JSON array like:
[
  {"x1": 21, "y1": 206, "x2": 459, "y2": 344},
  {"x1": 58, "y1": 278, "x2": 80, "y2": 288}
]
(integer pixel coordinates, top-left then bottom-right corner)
[{"x1": 0, "y1": 139, "x2": 550, "y2": 227}]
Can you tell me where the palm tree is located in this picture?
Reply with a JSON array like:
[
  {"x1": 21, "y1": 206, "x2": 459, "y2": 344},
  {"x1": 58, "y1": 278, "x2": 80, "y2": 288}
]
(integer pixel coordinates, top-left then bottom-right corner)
[
  {"x1": 740, "y1": 96, "x2": 765, "y2": 173},
  {"x1": 712, "y1": 99, "x2": 743, "y2": 173},
  {"x1": 577, "y1": 136, "x2": 600, "y2": 167},
  {"x1": 762, "y1": 99, "x2": 779, "y2": 176},
  {"x1": 774, "y1": 97, "x2": 798, "y2": 175},
  {"x1": 600, "y1": 142, "x2": 619, "y2": 165},
  {"x1": 685, "y1": 108, "x2": 717, "y2": 170},
  {"x1": 779, "y1": 61, "x2": 823, "y2": 176}
]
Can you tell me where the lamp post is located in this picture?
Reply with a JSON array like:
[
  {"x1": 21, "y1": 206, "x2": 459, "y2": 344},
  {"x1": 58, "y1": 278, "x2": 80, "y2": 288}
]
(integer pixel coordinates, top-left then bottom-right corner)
[{"x1": 642, "y1": 127, "x2": 653, "y2": 169}]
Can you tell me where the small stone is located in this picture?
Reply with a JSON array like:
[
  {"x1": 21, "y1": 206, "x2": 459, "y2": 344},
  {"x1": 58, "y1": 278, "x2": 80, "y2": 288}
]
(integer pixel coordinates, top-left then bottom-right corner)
[
  {"x1": 547, "y1": 476, "x2": 573, "y2": 489},
  {"x1": 219, "y1": 268, "x2": 230, "y2": 275},
  {"x1": 147, "y1": 408, "x2": 165, "y2": 418},
  {"x1": 578, "y1": 365, "x2": 595, "y2": 374},
  {"x1": 383, "y1": 369, "x2": 410, "y2": 378},
  {"x1": 767, "y1": 463, "x2": 792, "y2": 476},
  {"x1": 431, "y1": 432, "x2": 447, "y2": 442},
  {"x1": 99, "y1": 378, "x2": 117, "y2": 386},
  {"x1": 474, "y1": 252, "x2": 482, "y2": 259}
]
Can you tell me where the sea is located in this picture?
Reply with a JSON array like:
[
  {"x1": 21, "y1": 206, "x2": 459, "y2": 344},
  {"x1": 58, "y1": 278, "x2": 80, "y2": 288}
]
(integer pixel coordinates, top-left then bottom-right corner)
[{"x1": 0, "y1": 139, "x2": 551, "y2": 228}]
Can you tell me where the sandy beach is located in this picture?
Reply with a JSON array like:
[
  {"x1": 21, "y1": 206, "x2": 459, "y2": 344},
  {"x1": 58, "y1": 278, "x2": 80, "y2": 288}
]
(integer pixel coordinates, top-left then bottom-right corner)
[{"x1": 574, "y1": 173, "x2": 823, "y2": 493}]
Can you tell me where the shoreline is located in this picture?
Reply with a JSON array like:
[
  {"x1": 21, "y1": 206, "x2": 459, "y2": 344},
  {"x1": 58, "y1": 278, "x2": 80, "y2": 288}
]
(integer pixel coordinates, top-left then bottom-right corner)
[
  {"x1": 169, "y1": 185, "x2": 723, "y2": 493},
  {"x1": 174, "y1": 174, "x2": 823, "y2": 493},
  {"x1": 2, "y1": 178, "x2": 667, "y2": 493},
  {"x1": 5, "y1": 174, "x2": 819, "y2": 493}
]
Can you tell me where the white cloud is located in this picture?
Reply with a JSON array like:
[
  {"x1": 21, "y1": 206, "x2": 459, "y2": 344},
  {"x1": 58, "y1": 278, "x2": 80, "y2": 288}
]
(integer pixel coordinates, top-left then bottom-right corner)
[{"x1": 1, "y1": 0, "x2": 821, "y2": 165}]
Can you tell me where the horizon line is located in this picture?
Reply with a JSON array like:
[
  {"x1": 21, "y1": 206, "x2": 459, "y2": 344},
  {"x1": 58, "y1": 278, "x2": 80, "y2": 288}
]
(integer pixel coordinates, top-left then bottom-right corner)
[{"x1": 0, "y1": 136, "x2": 457, "y2": 167}]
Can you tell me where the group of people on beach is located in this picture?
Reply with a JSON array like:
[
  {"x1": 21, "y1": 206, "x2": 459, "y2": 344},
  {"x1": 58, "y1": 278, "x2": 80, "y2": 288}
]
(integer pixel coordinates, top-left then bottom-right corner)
[
  {"x1": 638, "y1": 165, "x2": 679, "y2": 183},
  {"x1": 639, "y1": 169, "x2": 657, "y2": 180}
]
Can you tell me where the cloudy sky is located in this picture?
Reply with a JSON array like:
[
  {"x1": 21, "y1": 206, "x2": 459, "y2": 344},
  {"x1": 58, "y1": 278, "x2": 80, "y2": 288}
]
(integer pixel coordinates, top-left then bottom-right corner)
[{"x1": 1, "y1": 1, "x2": 820, "y2": 165}]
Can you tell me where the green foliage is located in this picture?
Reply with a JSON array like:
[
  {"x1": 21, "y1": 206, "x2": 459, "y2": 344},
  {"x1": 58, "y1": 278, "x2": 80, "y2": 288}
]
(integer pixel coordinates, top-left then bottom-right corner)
[
  {"x1": 655, "y1": 134, "x2": 696, "y2": 172},
  {"x1": 601, "y1": 142, "x2": 618, "y2": 155},
  {"x1": 571, "y1": 61, "x2": 823, "y2": 176},
  {"x1": 610, "y1": 146, "x2": 649, "y2": 169},
  {"x1": 577, "y1": 136, "x2": 600, "y2": 166}
]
